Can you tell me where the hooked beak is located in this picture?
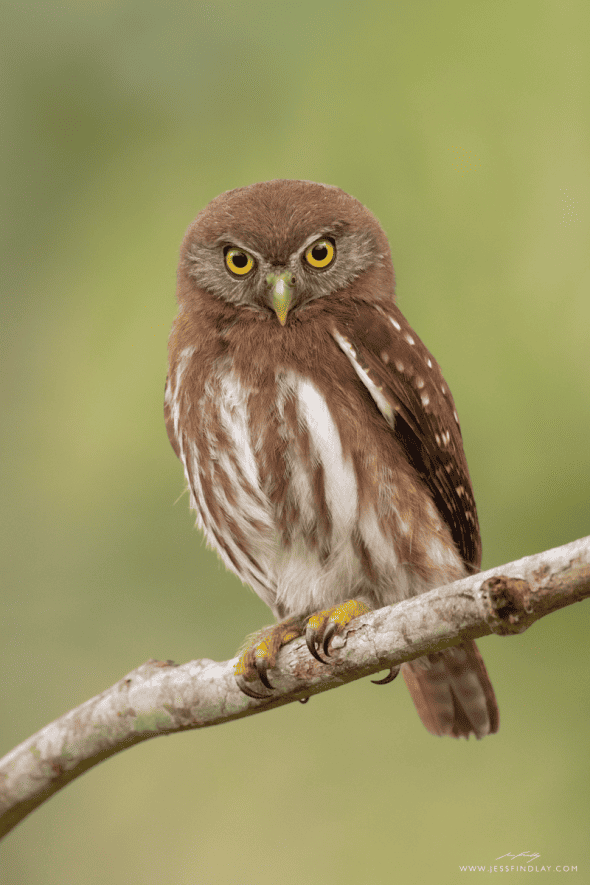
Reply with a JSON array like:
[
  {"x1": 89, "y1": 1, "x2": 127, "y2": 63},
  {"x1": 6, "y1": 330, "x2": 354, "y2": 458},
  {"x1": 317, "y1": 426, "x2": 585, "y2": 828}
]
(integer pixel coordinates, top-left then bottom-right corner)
[{"x1": 267, "y1": 271, "x2": 293, "y2": 326}]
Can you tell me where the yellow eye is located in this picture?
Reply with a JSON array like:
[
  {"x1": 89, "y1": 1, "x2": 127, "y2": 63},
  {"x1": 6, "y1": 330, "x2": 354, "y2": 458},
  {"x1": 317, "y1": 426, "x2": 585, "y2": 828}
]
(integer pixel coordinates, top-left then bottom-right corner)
[
  {"x1": 305, "y1": 238, "x2": 335, "y2": 269},
  {"x1": 225, "y1": 247, "x2": 255, "y2": 276}
]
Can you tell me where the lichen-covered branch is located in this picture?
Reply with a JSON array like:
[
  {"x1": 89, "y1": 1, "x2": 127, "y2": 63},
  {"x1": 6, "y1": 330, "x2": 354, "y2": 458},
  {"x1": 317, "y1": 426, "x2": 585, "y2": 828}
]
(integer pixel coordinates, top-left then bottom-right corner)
[{"x1": 1, "y1": 535, "x2": 589, "y2": 839}]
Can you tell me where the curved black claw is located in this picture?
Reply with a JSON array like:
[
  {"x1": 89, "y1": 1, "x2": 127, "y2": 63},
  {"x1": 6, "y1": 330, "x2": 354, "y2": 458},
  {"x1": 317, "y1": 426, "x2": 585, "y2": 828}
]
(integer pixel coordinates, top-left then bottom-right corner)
[
  {"x1": 371, "y1": 666, "x2": 401, "y2": 685},
  {"x1": 235, "y1": 674, "x2": 273, "y2": 700},
  {"x1": 322, "y1": 621, "x2": 337, "y2": 657},
  {"x1": 305, "y1": 624, "x2": 330, "y2": 663},
  {"x1": 254, "y1": 654, "x2": 274, "y2": 690}
]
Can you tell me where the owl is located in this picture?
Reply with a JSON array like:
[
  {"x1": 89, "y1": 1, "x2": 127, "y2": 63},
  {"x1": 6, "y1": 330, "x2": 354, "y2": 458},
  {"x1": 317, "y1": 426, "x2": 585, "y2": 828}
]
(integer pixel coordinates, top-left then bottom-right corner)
[{"x1": 165, "y1": 179, "x2": 499, "y2": 739}]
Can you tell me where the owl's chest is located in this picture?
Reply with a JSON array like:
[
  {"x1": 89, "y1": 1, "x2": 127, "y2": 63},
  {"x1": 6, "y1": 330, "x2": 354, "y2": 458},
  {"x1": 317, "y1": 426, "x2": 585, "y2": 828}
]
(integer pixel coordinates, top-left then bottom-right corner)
[
  {"x1": 205, "y1": 365, "x2": 360, "y2": 535},
  {"x1": 190, "y1": 363, "x2": 367, "y2": 613},
  {"x1": 174, "y1": 347, "x2": 451, "y2": 615}
]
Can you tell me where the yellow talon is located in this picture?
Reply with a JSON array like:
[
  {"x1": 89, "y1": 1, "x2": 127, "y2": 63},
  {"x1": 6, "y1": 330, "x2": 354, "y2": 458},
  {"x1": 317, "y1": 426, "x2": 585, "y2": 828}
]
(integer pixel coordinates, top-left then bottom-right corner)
[
  {"x1": 234, "y1": 619, "x2": 304, "y2": 684},
  {"x1": 306, "y1": 599, "x2": 372, "y2": 663}
]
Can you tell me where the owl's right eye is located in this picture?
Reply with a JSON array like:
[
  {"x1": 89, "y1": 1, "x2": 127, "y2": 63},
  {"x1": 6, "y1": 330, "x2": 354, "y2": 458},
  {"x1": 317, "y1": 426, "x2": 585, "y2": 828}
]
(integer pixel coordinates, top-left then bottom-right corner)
[
  {"x1": 304, "y1": 238, "x2": 336, "y2": 270},
  {"x1": 225, "y1": 247, "x2": 255, "y2": 277}
]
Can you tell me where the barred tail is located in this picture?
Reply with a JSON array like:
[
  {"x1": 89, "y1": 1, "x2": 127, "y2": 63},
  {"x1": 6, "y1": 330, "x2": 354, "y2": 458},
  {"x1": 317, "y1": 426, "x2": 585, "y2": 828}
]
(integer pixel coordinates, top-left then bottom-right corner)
[{"x1": 401, "y1": 640, "x2": 499, "y2": 739}]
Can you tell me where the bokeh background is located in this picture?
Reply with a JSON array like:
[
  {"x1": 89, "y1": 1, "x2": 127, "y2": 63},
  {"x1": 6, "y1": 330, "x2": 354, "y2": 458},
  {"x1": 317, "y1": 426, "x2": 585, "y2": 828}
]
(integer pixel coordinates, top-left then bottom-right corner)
[{"x1": 2, "y1": 1, "x2": 589, "y2": 882}]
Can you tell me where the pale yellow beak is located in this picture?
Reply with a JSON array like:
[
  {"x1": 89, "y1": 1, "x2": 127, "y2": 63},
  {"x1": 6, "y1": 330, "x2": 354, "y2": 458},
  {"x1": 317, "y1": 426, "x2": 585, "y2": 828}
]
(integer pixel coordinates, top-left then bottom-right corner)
[{"x1": 267, "y1": 271, "x2": 293, "y2": 326}]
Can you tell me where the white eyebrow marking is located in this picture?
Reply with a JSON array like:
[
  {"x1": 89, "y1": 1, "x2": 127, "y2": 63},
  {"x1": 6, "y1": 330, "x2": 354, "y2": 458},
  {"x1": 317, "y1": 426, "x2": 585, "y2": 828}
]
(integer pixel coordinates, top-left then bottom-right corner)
[
  {"x1": 215, "y1": 237, "x2": 264, "y2": 264},
  {"x1": 298, "y1": 230, "x2": 333, "y2": 256}
]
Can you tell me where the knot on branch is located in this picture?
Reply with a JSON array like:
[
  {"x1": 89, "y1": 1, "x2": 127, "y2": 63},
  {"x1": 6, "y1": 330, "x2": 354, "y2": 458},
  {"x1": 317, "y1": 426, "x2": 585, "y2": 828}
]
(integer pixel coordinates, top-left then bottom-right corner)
[{"x1": 482, "y1": 575, "x2": 534, "y2": 635}]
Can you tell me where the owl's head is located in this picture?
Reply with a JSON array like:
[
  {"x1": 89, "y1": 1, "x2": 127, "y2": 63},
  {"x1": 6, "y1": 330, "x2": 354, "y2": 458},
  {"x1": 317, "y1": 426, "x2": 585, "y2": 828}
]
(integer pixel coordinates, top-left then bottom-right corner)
[{"x1": 178, "y1": 179, "x2": 395, "y2": 325}]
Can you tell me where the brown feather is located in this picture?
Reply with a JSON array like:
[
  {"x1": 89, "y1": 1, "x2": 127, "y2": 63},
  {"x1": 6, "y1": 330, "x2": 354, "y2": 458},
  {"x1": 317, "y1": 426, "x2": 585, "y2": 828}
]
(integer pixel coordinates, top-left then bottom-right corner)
[
  {"x1": 330, "y1": 302, "x2": 481, "y2": 571},
  {"x1": 402, "y1": 641, "x2": 499, "y2": 739}
]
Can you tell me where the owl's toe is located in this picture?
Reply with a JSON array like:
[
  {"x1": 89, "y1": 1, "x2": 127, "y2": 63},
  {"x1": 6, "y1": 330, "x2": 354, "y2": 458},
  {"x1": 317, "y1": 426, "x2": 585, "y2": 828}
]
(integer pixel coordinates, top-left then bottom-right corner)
[
  {"x1": 253, "y1": 648, "x2": 275, "y2": 689},
  {"x1": 305, "y1": 621, "x2": 332, "y2": 662},
  {"x1": 234, "y1": 619, "x2": 304, "y2": 699},
  {"x1": 371, "y1": 666, "x2": 401, "y2": 685},
  {"x1": 235, "y1": 673, "x2": 272, "y2": 700},
  {"x1": 305, "y1": 599, "x2": 372, "y2": 664}
]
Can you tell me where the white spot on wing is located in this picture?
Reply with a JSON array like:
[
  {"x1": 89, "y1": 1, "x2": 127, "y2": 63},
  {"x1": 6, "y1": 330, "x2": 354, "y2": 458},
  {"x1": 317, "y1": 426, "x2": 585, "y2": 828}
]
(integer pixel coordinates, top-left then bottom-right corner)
[{"x1": 332, "y1": 329, "x2": 395, "y2": 428}]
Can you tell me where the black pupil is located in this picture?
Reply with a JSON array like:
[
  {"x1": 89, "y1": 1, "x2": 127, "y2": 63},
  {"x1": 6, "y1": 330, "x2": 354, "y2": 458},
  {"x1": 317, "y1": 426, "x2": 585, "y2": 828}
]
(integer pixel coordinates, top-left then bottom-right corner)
[
  {"x1": 233, "y1": 252, "x2": 248, "y2": 268},
  {"x1": 312, "y1": 244, "x2": 328, "y2": 262}
]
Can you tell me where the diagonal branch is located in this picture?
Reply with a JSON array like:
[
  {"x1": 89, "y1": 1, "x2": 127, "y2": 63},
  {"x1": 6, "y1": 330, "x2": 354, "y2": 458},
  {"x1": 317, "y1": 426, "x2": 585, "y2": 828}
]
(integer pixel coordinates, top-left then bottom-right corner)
[{"x1": 1, "y1": 534, "x2": 589, "y2": 839}]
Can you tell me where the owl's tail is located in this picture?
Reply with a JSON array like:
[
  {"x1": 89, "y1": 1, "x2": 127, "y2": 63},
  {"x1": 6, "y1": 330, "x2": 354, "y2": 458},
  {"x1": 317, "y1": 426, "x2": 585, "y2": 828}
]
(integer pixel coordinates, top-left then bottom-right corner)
[{"x1": 401, "y1": 640, "x2": 499, "y2": 739}]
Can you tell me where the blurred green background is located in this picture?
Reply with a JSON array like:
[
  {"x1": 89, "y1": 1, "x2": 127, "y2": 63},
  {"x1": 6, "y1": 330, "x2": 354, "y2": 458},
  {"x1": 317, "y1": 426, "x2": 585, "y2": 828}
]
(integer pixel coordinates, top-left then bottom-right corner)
[{"x1": 2, "y1": 1, "x2": 589, "y2": 882}]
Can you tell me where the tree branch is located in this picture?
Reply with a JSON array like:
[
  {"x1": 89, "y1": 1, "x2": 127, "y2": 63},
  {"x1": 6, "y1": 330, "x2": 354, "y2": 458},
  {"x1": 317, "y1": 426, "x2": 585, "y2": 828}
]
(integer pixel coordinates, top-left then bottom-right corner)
[{"x1": 2, "y1": 535, "x2": 589, "y2": 839}]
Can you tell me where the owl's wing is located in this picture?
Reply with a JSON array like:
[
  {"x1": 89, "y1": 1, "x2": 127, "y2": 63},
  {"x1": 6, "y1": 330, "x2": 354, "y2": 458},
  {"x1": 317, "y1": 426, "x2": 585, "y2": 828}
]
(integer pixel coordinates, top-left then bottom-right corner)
[{"x1": 331, "y1": 302, "x2": 481, "y2": 571}]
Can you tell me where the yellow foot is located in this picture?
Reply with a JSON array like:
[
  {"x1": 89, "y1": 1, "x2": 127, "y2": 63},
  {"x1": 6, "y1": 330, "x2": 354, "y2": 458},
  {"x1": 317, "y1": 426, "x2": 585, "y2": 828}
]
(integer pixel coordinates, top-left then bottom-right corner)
[
  {"x1": 305, "y1": 599, "x2": 372, "y2": 664},
  {"x1": 234, "y1": 600, "x2": 374, "y2": 700},
  {"x1": 234, "y1": 618, "x2": 304, "y2": 699}
]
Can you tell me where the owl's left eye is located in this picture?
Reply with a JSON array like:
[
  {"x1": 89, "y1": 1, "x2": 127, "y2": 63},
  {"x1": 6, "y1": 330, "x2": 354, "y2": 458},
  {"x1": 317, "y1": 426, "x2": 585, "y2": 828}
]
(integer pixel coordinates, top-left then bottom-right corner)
[
  {"x1": 225, "y1": 247, "x2": 255, "y2": 276},
  {"x1": 304, "y1": 238, "x2": 336, "y2": 269}
]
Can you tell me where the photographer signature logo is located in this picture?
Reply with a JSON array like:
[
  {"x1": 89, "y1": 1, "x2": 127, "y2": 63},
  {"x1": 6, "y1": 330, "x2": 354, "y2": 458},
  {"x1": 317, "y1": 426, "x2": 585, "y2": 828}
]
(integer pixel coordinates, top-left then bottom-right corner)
[
  {"x1": 459, "y1": 851, "x2": 579, "y2": 873},
  {"x1": 497, "y1": 853, "x2": 541, "y2": 863}
]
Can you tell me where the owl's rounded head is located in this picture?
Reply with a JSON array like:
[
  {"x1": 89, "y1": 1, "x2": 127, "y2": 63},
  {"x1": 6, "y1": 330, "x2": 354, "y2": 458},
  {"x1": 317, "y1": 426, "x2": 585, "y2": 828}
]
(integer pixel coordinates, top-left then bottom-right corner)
[{"x1": 177, "y1": 179, "x2": 395, "y2": 324}]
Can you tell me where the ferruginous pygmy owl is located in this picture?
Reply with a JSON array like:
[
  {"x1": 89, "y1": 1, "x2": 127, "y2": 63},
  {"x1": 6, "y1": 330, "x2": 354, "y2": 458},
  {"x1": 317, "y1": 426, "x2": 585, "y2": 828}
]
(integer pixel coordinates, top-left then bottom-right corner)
[{"x1": 165, "y1": 179, "x2": 499, "y2": 739}]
